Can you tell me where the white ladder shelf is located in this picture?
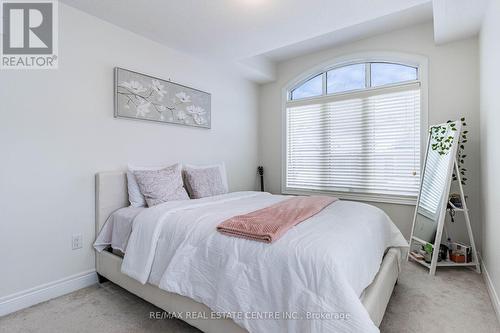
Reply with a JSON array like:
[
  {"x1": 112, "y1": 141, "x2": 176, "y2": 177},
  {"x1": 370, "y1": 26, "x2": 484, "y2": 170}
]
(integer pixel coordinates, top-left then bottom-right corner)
[{"x1": 408, "y1": 158, "x2": 481, "y2": 275}]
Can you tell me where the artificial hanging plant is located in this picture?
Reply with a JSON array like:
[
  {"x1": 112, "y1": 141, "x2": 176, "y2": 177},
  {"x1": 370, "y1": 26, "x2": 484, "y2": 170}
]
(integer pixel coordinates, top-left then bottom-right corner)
[
  {"x1": 453, "y1": 117, "x2": 468, "y2": 186},
  {"x1": 429, "y1": 117, "x2": 468, "y2": 186}
]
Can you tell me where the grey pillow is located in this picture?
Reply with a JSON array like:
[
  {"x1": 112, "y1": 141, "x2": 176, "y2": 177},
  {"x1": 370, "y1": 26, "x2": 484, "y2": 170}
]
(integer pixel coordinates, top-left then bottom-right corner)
[
  {"x1": 133, "y1": 164, "x2": 189, "y2": 207},
  {"x1": 183, "y1": 165, "x2": 228, "y2": 199}
]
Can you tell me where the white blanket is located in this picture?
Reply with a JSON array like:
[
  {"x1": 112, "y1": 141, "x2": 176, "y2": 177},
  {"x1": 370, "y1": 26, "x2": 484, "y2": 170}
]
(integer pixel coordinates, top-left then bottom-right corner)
[
  {"x1": 94, "y1": 206, "x2": 145, "y2": 252},
  {"x1": 120, "y1": 191, "x2": 408, "y2": 333}
]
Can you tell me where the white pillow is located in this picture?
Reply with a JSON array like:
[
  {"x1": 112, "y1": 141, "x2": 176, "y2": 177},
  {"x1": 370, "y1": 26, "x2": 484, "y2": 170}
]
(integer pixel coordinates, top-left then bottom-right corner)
[
  {"x1": 127, "y1": 164, "x2": 169, "y2": 207},
  {"x1": 183, "y1": 163, "x2": 228, "y2": 198},
  {"x1": 133, "y1": 164, "x2": 189, "y2": 207}
]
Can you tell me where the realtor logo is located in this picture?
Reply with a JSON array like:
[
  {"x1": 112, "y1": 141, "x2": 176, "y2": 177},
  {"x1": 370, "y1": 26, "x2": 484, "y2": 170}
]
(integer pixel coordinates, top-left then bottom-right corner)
[{"x1": 1, "y1": 0, "x2": 58, "y2": 69}]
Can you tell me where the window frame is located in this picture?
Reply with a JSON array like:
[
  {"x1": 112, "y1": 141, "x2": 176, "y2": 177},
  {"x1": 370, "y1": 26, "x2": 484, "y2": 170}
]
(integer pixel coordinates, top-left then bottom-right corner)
[
  {"x1": 289, "y1": 72, "x2": 324, "y2": 100},
  {"x1": 281, "y1": 52, "x2": 429, "y2": 205},
  {"x1": 288, "y1": 61, "x2": 419, "y2": 102}
]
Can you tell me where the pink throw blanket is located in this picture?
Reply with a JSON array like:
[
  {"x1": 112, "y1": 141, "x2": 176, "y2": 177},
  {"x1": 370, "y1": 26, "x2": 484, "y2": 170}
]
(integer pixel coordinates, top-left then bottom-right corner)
[{"x1": 216, "y1": 196, "x2": 337, "y2": 243}]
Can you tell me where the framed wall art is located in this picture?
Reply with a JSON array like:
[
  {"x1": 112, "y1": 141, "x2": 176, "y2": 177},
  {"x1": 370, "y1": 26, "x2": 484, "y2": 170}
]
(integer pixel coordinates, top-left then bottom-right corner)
[{"x1": 114, "y1": 67, "x2": 211, "y2": 128}]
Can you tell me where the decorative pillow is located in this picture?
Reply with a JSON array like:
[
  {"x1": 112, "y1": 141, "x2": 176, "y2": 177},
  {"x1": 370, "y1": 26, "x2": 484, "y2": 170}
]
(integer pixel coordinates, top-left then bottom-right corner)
[
  {"x1": 133, "y1": 164, "x2": 189, "y2": 207},
  {"x1": 183, "y1": 163, "x2": 228, "y2": 199},
  {"x1": 127, "y1": 164, "x2": 168, "y2": 207}
]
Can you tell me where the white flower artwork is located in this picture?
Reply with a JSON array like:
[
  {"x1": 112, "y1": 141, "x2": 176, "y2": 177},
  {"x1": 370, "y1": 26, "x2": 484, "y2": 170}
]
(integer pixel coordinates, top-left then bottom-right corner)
[
  {"x1": 151, "y1": 79, "x2": 166, "y2": 100},
  {"x1": 136, "y1": 101, "x2": 151, "y2": 117},
  {"x1": 186, "y1": 105, "x2": 207, "y2": 125},
  {"x1": 175, "y1": 92, "x2": 191, "y2": 103},
  {"x1": 114, "y1": 67, "x2": 211, "y2": 128}
]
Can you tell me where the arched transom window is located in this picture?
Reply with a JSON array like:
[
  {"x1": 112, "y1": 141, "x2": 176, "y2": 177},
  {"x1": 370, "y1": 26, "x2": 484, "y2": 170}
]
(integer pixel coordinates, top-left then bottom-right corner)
[{"x1": 284, "y1": 60, "x2": 423, "y2": 203}]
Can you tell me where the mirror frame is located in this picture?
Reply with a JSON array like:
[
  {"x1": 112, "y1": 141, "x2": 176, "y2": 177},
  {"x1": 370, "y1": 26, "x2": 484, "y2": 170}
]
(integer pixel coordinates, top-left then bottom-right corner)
[{"x1": 408, "y1": 120, "x2": 462, "y2": 275}]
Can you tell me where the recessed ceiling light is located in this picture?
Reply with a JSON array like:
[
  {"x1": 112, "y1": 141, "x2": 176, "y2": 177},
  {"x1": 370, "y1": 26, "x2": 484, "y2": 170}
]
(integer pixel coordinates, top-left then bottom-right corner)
[{"x1": 239, "y1": 0, "x2": 266, "y2": 6}]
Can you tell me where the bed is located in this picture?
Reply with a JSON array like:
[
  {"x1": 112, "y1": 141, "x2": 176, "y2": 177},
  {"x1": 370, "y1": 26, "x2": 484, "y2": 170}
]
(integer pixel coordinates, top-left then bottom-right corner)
[{"x1": 94, "y1": 171, "x2": 407, "y2": 333}]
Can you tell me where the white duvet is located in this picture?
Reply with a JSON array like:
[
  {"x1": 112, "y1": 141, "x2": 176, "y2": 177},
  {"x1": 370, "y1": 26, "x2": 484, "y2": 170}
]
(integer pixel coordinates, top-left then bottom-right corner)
[
  {"x1": 94, "y1": 206, "x2": 144, "y2": 253},
  {"x1": 120, "y1": 191, "x2": 407, "y2": 333}
]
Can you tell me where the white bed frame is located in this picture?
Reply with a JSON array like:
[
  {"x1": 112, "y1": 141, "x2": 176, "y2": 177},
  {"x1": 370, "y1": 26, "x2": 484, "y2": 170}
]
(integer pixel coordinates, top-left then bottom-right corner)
[{"x1": 95, "y1": 171, "x2": 402, "y2": 332}]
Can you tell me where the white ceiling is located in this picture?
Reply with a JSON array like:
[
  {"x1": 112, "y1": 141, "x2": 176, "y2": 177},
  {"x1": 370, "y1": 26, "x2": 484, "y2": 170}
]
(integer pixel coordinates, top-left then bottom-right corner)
[
  {"x1": 262, "y1": 3, "x2": 432, "y2": 62},
  {"x1": 60, "y1": 0, "x2": 488, "y2": 82},
  {"x1": 433, "y1": 0, "x2": 489, "y2": 44}
]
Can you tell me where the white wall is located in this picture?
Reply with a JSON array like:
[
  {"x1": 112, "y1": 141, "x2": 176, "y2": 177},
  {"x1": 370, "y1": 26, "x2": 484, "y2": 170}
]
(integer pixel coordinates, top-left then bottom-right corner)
[
  {"x1": 0, "y1": 4, "x2": 259, "y2": 298},
  {"x1": 259, "y1": 22, "x2": 480, "y2": 242},
  {"x1": 479, "y1": 0, "x2": 500, "y2": 316}
]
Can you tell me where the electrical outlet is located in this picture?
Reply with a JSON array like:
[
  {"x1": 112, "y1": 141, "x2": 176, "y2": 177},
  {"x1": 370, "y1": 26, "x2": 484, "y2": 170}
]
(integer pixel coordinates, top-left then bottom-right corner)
[{"x1": 72, "y1": 234, "x2": 83, "y2": 250}]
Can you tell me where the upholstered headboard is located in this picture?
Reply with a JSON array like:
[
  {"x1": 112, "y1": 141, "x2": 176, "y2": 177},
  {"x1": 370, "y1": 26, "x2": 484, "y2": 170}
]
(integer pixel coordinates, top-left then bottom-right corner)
[{"x1": 95, "y1": 171, "x2": 129, "y2": 234}]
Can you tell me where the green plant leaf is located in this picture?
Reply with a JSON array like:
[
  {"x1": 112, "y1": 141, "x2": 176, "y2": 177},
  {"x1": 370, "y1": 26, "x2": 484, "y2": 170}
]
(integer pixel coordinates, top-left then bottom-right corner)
[{"x1": 424, "y1": 243, "x2": 433, "y2": 253}]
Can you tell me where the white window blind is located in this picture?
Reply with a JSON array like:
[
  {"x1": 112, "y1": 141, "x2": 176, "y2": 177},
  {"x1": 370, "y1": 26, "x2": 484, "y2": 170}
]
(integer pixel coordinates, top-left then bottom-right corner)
[{"x1": 286, "y1": 83, "x2": 421, "y2": 199}]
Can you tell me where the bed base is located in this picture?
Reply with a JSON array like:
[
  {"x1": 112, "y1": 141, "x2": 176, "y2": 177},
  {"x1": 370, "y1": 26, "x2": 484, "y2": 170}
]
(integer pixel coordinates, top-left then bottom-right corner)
[
  {"x1": 96, "y1": 273, "x2": 108, "y2": 284},
  {"x1": 95, "y1": 171, "x2": 402, "y2": 332}
]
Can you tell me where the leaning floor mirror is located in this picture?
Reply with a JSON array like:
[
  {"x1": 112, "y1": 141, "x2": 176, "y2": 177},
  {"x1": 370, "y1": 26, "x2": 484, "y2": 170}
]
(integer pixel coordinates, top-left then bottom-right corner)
[{"x1": 408, "y1": 120, "x2": 480, "y2": 275}]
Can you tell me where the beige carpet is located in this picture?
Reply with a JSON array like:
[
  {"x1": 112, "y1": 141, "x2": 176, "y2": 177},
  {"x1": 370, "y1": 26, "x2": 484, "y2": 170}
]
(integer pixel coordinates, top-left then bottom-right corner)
[{"x1": 1, "y1": 261, "x2": 499, "y2": 333}]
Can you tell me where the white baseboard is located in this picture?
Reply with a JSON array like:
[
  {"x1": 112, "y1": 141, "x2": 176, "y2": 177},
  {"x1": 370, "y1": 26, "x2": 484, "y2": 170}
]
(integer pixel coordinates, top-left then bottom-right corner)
[
  {"x1": 0, "y1": 270, "x2": 97, "y2": 317},
  {"x1": 481, "y1": 259, "x2": 500, "y2": 325}
]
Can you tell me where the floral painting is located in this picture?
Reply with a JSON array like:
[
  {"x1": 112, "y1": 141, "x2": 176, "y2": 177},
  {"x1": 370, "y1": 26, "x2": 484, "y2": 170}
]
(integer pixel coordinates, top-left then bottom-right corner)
[{"x1": 114, "y1": 67, "x2": 211, "y2": 128}]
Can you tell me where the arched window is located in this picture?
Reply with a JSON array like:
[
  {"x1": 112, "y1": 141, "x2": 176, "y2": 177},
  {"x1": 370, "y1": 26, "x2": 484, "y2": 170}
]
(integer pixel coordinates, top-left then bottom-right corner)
[
  {"x1": 284, "y1": 58, "x2": 425, "y2": 204},
  {"x1": 289, "y1": 62, "x2": 418, "y2": 100}
]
